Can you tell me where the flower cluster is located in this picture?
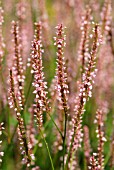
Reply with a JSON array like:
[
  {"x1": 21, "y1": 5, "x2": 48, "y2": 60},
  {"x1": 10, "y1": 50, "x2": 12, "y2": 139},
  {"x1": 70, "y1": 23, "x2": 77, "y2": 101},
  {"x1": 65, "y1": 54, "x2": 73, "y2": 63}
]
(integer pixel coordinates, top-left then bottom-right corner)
[
  {"x1": 54, "y1": 24, "x2": 69, "y2": 112},
  {"x1": 8, "y1": 70, "x2": 33, "y2": 167},
  {"x1": 31, "y1": 22, "x2": 49, "y2": 130},
  {"x1": 89, "y1": 154, "x2": 98, "y2": 170},
  {"x1": 78, "y1": 6, "x2": 91, "y2": 75},
  {"x1": 27, "y1": 22, "x2": 42, "y2": 67},
  {"x1": 11, "y1": 21, "x2": 25, "y2": 110},
  {"x1": 95, "y1": 109, "x2": 106, "y2": 170},
  {"x1": 82, "y1": 24, "x2": 102, "y2": 101},
  {"x1": 67, "y1": 24, "x2": 101, "y2": 166}
]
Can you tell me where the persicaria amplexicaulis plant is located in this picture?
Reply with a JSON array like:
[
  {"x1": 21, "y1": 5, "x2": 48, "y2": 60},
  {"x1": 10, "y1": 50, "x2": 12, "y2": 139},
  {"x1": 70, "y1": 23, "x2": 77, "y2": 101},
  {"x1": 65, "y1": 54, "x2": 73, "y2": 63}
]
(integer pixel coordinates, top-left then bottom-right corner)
[{"x1": 0, "y1": 1, "x2": 114, "y2": 170}]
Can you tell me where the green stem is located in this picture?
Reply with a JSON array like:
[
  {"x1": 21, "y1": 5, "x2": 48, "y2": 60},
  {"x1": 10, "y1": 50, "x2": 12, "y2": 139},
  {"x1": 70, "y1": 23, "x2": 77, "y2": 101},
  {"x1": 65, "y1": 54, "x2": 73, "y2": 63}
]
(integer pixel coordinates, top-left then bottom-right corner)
[
  {"x1": 47, "y1": 111, "x2": 63, "y2": 139},
  {"x1": 40, "y1": 130, "x2": 55, "y2": 170},
  {"x1": 65, "y1": 128, "x2": 75, "y2": 170},
  {"x1": 63, "y1": 112, "x2": 67, "y2": 170}
]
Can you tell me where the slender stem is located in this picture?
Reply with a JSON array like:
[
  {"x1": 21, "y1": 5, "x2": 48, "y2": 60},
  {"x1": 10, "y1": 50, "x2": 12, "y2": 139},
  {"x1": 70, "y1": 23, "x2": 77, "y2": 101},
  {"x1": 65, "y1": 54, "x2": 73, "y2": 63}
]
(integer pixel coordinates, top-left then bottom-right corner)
[
  {"x1": 47, "y1": 111, "x2": 63, "y2": 139},
  {"x1": 40, "y1": 130, "x2": 55, "y2": 170},
  {"x1": 33, "y1": 119, "x2": 51, "y2": 154},
  {"x1": 34, "y1": 108, "x2": 63, "y2": 154},
  {"x1": 63, "y1": 112, "x2": 67, "y2": 170},
  {"x1": 65, "y1": 128, "x2": 75, "y2": 170}
]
